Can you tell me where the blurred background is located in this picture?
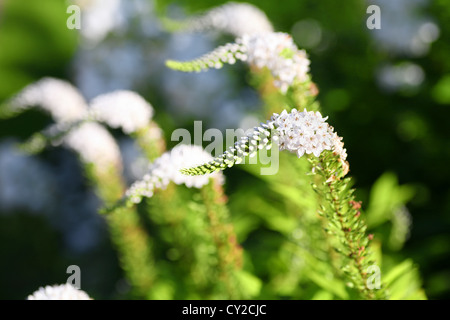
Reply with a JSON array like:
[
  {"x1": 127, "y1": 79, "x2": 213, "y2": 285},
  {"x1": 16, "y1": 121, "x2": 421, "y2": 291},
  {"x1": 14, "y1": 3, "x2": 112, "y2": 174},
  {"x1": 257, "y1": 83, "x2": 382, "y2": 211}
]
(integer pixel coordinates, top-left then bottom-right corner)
[{"x1": 0, "y1": 0, "x2": 449, "y2": 299}]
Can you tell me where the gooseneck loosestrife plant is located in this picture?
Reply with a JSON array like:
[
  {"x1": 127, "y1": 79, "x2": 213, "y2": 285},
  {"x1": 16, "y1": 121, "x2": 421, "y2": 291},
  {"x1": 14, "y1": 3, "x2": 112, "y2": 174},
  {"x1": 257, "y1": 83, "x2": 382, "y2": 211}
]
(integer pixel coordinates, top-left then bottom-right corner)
[
  {"x1": 27, "y1": 284, "x2": 92, "y2": 300},
  {"x1": 166, "y1": 32, "x2": 311, "y2": 94},
  {"x1": 3, "y1": 2, "x2": 425, "y2": 300},
  {"x1": 177, "y1": 108, "x2": 380, "y2": 298}
]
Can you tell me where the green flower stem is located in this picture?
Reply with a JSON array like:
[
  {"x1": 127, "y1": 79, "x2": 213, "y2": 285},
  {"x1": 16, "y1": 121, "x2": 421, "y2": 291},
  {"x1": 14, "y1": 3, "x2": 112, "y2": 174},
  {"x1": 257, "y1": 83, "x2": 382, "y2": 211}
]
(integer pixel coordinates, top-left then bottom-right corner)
[
  {"x1": 325, "y1": 177, "x2": 372, "y2": 297},
  {"x1": 100, "y1": 121, "x2": 165, "y2": 298},
  {"x1": 18, "y1": 120, "x2": 85, "y2": 154},
  {"x1": 144, "y1": 183, "x2": 202, "y2": 295},
  {"x1": 106, "y1": 206, "x2": 156, "y2": 298},
  {"x1": 181, "y1": 122, "x2": 274, "y2": 176},
  {"x1": 0, "y1": 101, "x2": 24, "y2": 119},
  {"x1": 160, "y1": 16, "x2": 190, "y2": 32}
]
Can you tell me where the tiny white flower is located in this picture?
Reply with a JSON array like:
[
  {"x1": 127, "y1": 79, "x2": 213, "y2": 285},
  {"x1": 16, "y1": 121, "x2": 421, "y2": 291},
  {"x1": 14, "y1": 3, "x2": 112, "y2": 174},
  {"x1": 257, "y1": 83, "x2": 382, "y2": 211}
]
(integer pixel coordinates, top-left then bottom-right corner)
[
  {"x1": 126, "y1": 145, "x2": 224, "y2": 203},
  {"x1": 296, "y1": 147, "x2": 306, "y2": 158},
  {"x1": 271, "y1": 109, "x2": 348, "y2": 163},
  {"x1": 238, "y1": 33, "x2": 311, "y2": 93}
]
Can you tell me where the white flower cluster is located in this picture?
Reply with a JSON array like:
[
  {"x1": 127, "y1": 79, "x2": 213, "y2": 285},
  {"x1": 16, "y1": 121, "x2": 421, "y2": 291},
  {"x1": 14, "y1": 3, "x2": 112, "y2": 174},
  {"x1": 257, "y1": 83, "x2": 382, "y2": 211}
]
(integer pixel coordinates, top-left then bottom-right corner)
[
  {"x1": 188, "y1": 2, "x2": 273, "y2": 37},
  {"x1": 64, "y1": 122, "x2": 122, "y2": 169},
  {"x1": 6, "y1": 78, "x2": 88, "y2": 123},
  {"x1": 272, "y1": 109, "x2": 348, "y2": 162},
  {"x1": 27, "y1": 284, "x2": 92, "y2": 300},
  {"x1": 89, "y1": 90, "x2": 154, "y2": 134},
  {"x1": 126, "y1": 144, "x2": 222, "y2": 204},
  {"x1": 167, "y1": 32, "x2": 310, "y2": 94},
  {"x1": 238, "y1": 32, "x2": 311, "y2": 93},
  {"x1": 223, "y1": 122, "x2": 273, "y2": 163}
]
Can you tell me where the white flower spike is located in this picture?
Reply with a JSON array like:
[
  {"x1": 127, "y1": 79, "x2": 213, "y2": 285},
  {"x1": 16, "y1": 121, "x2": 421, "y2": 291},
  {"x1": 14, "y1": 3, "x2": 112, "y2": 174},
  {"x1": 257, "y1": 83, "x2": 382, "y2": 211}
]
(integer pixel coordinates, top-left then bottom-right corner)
[
  {"x1": 239, "y1": 33, "x2": 311, "y2": 93},
  {"x1": 4, "y1": 78, "x2": 88, "y2": 123},
  {"x1": 126, "y1": 144, "x2": 223, "y2": 204},
  {"x1": 181, "y1": 109, "x2": 348, "y2": 176},
  {"x1": 166, "y1": 32, "x2": 311, "y2": 94}
]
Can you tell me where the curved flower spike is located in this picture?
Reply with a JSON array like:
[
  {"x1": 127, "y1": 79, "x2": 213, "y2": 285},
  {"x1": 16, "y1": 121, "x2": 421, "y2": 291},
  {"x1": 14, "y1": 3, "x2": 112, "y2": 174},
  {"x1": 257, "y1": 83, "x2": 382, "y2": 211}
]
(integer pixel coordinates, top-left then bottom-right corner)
[
  {"x1": 166, "y1": 32, "x2": 310, "y2": 94},
  {"x1": 181, "y1": 120, "x2": 275, "y2": 176},
  {"x1": 8, "y1": 79, "x2": 164, "y2": 162},
  {"x1": 0, "y1": 77, "x2": 87, "y2": 122},
  {"x1": 3, "y1": 79, "x2": 156, "y2": 135}
]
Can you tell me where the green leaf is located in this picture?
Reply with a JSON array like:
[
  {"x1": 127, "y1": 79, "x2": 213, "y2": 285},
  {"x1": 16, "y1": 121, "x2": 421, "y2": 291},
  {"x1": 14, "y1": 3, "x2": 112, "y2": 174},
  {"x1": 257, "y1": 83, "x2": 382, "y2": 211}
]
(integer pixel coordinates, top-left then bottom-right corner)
[{"x1": 301, "y1": 251, "x2": 349, "y2": 299}]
